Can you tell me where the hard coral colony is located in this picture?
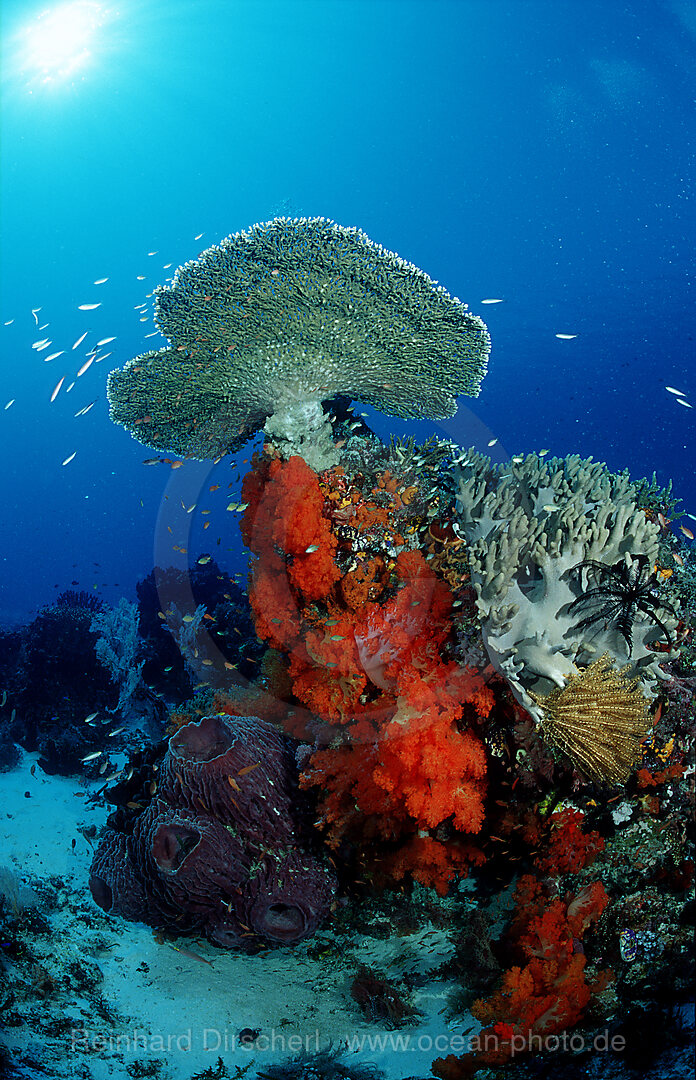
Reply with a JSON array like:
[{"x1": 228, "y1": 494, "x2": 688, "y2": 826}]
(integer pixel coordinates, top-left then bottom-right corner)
[{"x1": 100, "y1": 218, "x2": 694, "y2": 1072}]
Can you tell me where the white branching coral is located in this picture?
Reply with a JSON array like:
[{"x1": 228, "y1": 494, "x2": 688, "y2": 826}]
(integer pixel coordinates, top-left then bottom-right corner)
[{"x1": 455, "y1": 451, "x2": 675, "y2": 776}]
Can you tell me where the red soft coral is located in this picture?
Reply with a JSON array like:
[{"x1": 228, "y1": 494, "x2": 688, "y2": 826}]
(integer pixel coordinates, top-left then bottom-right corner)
[
  {"x1": 302, "y1": 731, "x2": 406, "y2": 847},
  {"x1": 248, "y1": 551, "x2": 302, "y2": 651},
  {"x1": 534, "y1": 809, "x2": 605, "y2": 878},
  {"x1": 374, "y1": 681, "x2": 488, "y2": 833},
  {"x1": 241, "y1": 452, "x2": 493, "y2": 893},
  {"x1": 305, "y1": 556, "x2": 491, "y2": 845},
  {"x1": 243, "y1": 455, "x2": 341, "y2": 603},
  {"x1": 435, "y1": 877, "x2": 611, "y2": 1077},
  {"x1": 566, "y1": 881, "x2": 610, "y2": 937},
  {"x1": 379, "y1": 834, "x2": 485, "y2": 896}
]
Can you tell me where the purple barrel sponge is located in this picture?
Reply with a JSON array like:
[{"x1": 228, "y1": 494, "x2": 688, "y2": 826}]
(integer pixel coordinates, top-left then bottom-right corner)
[{"x1": 89, "y1": 714, "x2": 337, "y2": 950}]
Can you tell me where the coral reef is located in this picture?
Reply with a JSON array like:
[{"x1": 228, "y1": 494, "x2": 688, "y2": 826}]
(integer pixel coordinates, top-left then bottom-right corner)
[
  {"x1": 106, "y1": 217, "x2": 490, "y2": 469},
  {"x1": 4, "y1": 591, "x2": 120, "y2": 775},
  {"x1": 455, "y1": 450, "x2": 678, "y2": 782},
  {"x1": 89, "y1": 714, "x2": 337, "y2": 949},
  {"x1": 0, "y1": 628, "x2": 22, "y2": 698},
  {"x1": 238, "y1": 444, "x2": 496, "y2": 894},
  {"x1": 96, "y1": 243, "x2": 695, "y2": 1080},
  {"x1": 0, "y1": 559, "x2": 263, "y2": 778}
]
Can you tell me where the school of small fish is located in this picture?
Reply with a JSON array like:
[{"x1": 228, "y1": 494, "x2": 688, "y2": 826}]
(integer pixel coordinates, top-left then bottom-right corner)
[{"x1": 0, "y1": 247, "x2": 692, "y2": 627}]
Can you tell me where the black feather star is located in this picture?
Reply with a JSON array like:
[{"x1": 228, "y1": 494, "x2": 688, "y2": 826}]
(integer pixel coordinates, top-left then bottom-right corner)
[{"x1": 567, "y1": 555, "x2": 677, "y2": 652}]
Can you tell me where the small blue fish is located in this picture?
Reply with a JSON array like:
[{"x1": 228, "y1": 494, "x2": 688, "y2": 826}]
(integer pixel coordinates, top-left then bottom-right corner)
[{"x1": 619, "y1": 928, "x2": 637, "y2": 962}]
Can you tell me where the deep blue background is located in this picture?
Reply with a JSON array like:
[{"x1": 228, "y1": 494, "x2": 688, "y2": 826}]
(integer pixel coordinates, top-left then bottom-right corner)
[{"x1": 1, "y1": 0, "x2": 694, "y2": 625}]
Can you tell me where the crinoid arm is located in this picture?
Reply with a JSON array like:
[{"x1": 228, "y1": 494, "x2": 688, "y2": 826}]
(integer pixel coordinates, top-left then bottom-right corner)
[
  {"x1": 530, "y1": 654, "x2": 651, "y2": 785},
  {"x1": 567, "y1": 556, "x2": 677, "y2": 653}
]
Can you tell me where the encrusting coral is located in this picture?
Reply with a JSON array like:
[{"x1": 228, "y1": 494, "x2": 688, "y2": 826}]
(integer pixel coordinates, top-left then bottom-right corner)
[{"x1": 106, "y1": 217, "x2": 490, "y2": 470}]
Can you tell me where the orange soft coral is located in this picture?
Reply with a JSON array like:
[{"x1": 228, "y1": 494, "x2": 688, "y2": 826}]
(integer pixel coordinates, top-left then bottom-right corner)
[
  {"x1": 534, "y1": 809, "x2": 605, "y2": 878},
  {"x1": 374, "y1": 671, "x2": 489, "y2": 834},
  {"x1": 298, "y1": 556, "x2": 493, "y2": 887},
  {"x1": 307, "y1": 687, "x2": 488, "y2": 850},
  {"x1": 340, "y1": 556, "x2": 388, "y2": 610},
  {"x1": 353, "y1": 550, "x2": 455, "y2": 691},
  {"x1": 434, "y1": 874, "x2": 610, "y2": 1077},
  {"x1": 248, "y1": 551, "x2": 302, "y2": 651},
  {"x1": 240, "y1": 451, "x2": 493, "y2": 892},
  {"x1": 379, "y1": 834, "x2": 485, "y2": 896},
  {"x1": 301, "y1": 727, "x2": 405, "y2": 847},
  {"x1": 243, "y1": 455, "x2": 341, "y2": 603},
  {"x1": 636, "y1": 761, "x2": 684, "y2": 788}
]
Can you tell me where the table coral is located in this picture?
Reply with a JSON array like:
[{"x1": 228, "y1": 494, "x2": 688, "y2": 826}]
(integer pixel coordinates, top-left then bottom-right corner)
[
  {"x1": 89, "y1": 714, "x2": 336, "y2": 949},
  {"x1": 106, "y1": 217, "x2": 490, "y2": 470}
]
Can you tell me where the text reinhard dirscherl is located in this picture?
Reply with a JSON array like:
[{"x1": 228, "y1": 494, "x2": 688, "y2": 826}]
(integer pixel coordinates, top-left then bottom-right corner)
[{"x1": 70, "y1": 1026, "x2": 627, "y2": 1058}]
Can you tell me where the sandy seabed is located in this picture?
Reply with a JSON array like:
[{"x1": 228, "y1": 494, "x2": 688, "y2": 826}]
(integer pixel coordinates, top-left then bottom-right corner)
[{"x1": 0, "y1": 751, "x2": 464, "y2": 1080}]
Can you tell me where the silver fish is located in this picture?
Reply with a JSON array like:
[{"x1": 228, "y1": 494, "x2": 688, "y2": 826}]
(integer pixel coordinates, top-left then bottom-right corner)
[{"x1": 50, "y1": 376, "x2": 65, "y2": 402}]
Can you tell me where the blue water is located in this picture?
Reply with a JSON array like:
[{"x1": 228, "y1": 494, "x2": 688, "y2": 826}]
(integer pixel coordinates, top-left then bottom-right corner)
[{"x1": 1, "y1": 0, "x2": 693, "y2": 624}]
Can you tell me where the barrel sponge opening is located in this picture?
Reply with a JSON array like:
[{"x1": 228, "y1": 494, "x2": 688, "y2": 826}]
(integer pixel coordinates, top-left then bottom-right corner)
[
  {"x1": 168, "y1": 714, "x2": 234, "y2": 763},
  {"x1": 107, "y1": 217, "x2": 490, "y2": 460}
]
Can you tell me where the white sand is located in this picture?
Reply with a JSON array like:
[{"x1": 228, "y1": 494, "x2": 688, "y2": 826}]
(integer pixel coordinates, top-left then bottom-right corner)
[{"x1": 0, "y1": 752, "x2": 470, "y2": 1080}]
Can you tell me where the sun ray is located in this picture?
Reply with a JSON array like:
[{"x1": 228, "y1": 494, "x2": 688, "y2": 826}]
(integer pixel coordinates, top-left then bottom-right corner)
[{"x1": 17, "y1": 1, "x2": 107, "y2": 87}]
